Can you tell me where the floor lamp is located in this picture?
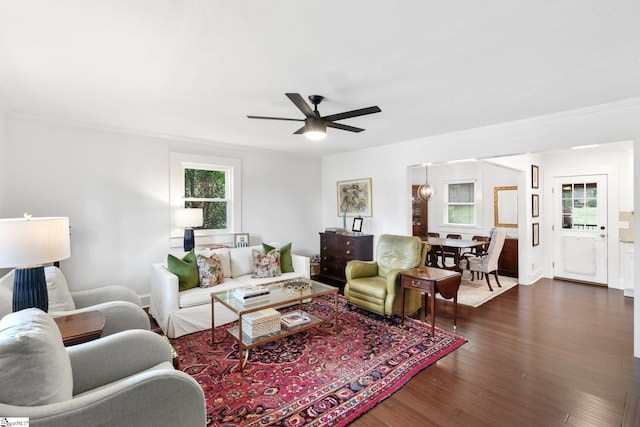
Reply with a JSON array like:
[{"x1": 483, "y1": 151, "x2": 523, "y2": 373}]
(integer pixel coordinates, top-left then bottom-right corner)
[
  {"x1": 0, "y1": 214, "x2": 71, "y2": 312},
  {"x1": 175, "y1": 208, "x2": 203, "y2": 251}
]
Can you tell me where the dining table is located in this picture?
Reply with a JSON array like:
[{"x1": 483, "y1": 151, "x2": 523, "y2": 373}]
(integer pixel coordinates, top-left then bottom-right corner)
[{"x1": 426, "y1": 237, "x2": 487, "y2": 272}]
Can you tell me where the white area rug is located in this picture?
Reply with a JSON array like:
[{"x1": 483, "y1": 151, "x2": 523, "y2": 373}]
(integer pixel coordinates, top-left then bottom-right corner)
[{"x1": 437, "y1": 274, "x2": 519, "y2": 308}]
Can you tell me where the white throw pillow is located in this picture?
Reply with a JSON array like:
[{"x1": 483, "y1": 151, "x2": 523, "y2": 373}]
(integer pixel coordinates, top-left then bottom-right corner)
[
  {"x1": 0, "y1": 308, "x2": 73, "y2": 406},
  {"x1": 212, "y1": 248, "x2": 232, "y2": 278},
  {"x1": 230, "y1": 245, "x2": 262, "y2": 278},
  {"x1": 45, "y1": 267, "x2": 76, "y2": 312}
]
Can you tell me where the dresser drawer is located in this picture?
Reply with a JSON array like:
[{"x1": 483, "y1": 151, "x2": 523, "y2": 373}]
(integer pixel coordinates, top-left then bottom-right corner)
[{"x1": 318, "y1": 232, "x2": 373, "y2": 284}]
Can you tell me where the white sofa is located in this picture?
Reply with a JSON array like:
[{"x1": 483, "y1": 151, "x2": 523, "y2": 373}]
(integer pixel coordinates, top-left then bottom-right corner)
[{"x1": 150, "y1": 245, "x2": 310, "y2": 338}]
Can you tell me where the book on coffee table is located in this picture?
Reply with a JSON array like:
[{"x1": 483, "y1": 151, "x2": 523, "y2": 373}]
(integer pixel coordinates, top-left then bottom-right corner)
[
  {"x1": 280, "y1": 311, "x2": 310, "y2": 328},
  {"x1": 233, "y1": 286, "x2": 270, "y2": 301}
]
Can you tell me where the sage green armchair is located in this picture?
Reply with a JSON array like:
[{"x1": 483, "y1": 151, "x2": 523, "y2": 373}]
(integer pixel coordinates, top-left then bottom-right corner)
[{"x1": 344, "y1": 234, "x2": 429, "y2": 316}]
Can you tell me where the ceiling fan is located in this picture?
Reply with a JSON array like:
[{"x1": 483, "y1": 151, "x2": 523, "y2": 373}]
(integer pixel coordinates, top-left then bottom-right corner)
[{"x1": 247, "y1": 93, "x2": 381, "y2": 140}]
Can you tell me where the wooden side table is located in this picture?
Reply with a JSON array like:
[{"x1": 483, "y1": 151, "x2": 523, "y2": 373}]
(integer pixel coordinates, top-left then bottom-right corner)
[
  {"x1": 53, "y1": 311, "x2": 106, "y2": 346},
  {"x1": 399, "y1": 267, "x2": 462, "y2": 337}
]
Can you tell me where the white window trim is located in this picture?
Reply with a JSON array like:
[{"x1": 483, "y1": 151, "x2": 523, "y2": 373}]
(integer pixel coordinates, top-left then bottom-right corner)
[
  {"x1": 170, "y1": 152, "x2": 241, "y2": 238},
  {"x1": 442, "y1": 178, "x2": 479, "y2": 228}
]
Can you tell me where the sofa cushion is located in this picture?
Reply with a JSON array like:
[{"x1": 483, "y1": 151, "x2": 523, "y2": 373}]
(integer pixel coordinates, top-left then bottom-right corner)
[
  {"x1": 211, "y1": 248, "x2": 232, "y2": 278},
  {"x1": 45, "y1": 266, "x2": 76, "y2": 312},
  {"x1": 168, "y1": 250, "x2": 199, "y2": 291},
  {"x1": 196, "y1": 253, "x2": 224, "y2": 288},
  {"x1": 230, "y1": 245, "x2": 262, "y2": 278},
  {"x1": 0, "y1": 308, "x2": 73, "y2": 406},
  {"x1": 263, "y1": 242, "x2": 293, "y2": 273},
  {"x1": 178, "y1": 277, "x2": 245, "y2": 308},
  {"x1": 252, "y1": 248, "x2": 281, "y2": 278}
]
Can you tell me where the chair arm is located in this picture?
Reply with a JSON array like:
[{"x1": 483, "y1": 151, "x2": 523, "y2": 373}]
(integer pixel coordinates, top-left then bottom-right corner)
[
  {"x1": 291, "y1": 253, "x2": 310, "y2": 279},
  {"x1": 0, "y1": 368, "x2": 206, "y2": 427},
  {"x1": 149, "y1": 263, "x2": 180, "y2": 334},
  {"x1": 50, "y1": 301, "x2": 151, "y2": 337},
  {"x1": 71, "y1": 286, "x2": 142, "y2": 308},
  {"x1": 345, "y1": 260, "x2": 378, "y2": 281},
  {"x1": 67, "y1": 329, "x2": 172, "y2": 395},
  {"x1": 384, "y1": 269, "x2": 404, "y2": 300}
]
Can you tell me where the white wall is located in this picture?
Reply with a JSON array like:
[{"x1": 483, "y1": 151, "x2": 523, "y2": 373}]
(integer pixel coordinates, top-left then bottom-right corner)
[
  {"x1": 1, "y1": 114, "x2": 322, "y2": 299},
  {"x1": 0, "y1": 105, "x2": 6, "y2": 216},
  {"x1": 322, "y1": 100, "x2": 640, "y2": 283}
]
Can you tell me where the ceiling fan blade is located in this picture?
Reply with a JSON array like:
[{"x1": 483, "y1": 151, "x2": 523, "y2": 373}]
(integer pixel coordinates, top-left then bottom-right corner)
[
  {"x1": 285, "y1": 93, "x2": 316, "y2": 118},
  {"x1": 247, "y1": 115, "x2": 304, "y2": 122},
  {"x1": 327, "y1": 122, "x2": 365, "y2": 133},
  {"x1": 293, "y1": 125, "x2": 306, "y2": 135},
  {"x1": 323, "y1": 106, "x2": 381, "y2": 122}
]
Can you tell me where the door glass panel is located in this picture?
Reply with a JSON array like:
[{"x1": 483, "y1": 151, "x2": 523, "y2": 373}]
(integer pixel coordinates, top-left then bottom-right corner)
[{"x1": 561, "y1": 182, "x2": 598, "y2": 230}]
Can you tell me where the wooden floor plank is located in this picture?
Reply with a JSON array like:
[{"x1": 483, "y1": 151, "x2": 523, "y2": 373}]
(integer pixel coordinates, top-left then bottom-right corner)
[{"x1": 350, "y1": 278, "x2": 639, "y2": 426}]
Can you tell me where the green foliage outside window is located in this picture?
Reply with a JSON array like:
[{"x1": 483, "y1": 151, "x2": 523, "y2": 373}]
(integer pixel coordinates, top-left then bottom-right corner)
[
  {"x1": 446, "y1": 182, "x2": 475, "y2": 225},
  {"x1": 184, "y1": 168, "x2": 227, "y2": 230}
]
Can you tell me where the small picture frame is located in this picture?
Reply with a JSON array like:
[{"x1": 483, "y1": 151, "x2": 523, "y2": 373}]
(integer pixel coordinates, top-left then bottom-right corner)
[
  {"x1": 531, "y1": 165, "x2": 539, "y2": 189},
  {"x1": 532, "y1": 223, "x2": 539, "y2": 247},
  {"x1": 532, "y1": 194, "x2": 539, "y2": 218},
  {"x1": 234, "y1": 233, "x2": 249, "y2": 248},
  {"x1": 352, "y1": 217, "x2": 363, "y2": 233}
]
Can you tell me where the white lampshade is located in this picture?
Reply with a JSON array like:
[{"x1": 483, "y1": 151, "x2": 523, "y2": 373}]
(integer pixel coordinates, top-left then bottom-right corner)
[
  {"x1": 0, "y1": 216, "x2": 71, "y2": 268},
  {"x1": 175, "y1": 208, "x2": 203, "y2": 228}
]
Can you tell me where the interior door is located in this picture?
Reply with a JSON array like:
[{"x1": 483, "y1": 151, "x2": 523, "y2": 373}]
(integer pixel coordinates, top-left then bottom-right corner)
[{"x1": 553, "y1": 175, "x2": 608, "y2": 284}]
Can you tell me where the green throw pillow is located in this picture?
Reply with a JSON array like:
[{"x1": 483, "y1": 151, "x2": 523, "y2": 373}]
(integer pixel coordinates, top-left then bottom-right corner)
[
  {"x1": 167, "y1": 250, "x2": 199, "y2": 291},
  {"x1": 263, "y1": 242, "x2": 293, "y2": 273}
]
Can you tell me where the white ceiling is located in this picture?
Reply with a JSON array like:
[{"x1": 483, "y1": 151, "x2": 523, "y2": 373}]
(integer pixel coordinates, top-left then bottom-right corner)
[{"x1": 0, "y1": 1, "x2": 639, "y2": 157}]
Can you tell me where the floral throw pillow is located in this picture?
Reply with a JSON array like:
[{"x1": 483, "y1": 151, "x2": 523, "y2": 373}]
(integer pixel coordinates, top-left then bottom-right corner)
[
  {"x1": 252, "y1": 248, "x2": 281, "y2": 278},
  {"x1": 197, "y1": 253, "x2": 225, "y2": 288}
]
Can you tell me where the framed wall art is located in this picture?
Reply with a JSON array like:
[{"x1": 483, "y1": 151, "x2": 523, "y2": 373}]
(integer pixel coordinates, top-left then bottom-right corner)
[
  {"x1": 532, "y1": 223, "x2": 539, "y2": 247},
  {"x1": 532, "y1": 194, "x2": 539, "y2": 218},
  {"x1": 234, "y1": 233, "x2": 249, "y2": 248},
  {"x1": 337, "y1": 178, "x2": 372, "y2": 217},
  {"x1": 531, "y1": 165, "x2": 539, "y2": 189}
]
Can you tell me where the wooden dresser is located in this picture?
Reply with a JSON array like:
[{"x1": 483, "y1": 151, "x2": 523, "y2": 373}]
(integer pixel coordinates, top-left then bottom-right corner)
[
  {"x1": 498, "y1": 237, "x2": 519, "y2": 278},
  {"x1": 318, "y1": 232, "x2": 373, "y2": 283}
]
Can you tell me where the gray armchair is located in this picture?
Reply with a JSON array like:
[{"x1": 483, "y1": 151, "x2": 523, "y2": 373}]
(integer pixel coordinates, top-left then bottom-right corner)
[
  {"x1": 0, "y1": 308, "x2": 205, "y2": 427},
  {"x1": 0, "y1": 266, "x2": 150, "y2": 335},
  {"x1": 345, "y1": 234, "x2": 429, "y2": 316}
]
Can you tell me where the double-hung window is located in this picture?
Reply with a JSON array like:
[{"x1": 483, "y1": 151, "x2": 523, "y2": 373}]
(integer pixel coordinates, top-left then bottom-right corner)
[
  {"x1": 170, "y1": 153, "x2": 241, "y2": 237},
  {"x1": 444, "y1": 180, "x2": 476, "y2": 226}
]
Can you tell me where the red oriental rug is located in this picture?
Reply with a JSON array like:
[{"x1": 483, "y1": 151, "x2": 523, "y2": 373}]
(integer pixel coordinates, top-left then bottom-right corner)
[{"x1": 171, "y1": 295, "x2": 466, "y2": 426}]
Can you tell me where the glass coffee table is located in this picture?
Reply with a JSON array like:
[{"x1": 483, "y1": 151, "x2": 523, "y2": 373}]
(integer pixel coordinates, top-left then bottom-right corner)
[{"x1": 211, "y1": 279, "x2": 339, "y2": 371}]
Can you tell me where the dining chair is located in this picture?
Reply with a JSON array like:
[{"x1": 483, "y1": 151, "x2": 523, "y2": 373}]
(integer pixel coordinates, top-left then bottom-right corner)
[
  {"x1": 427, "y1": 232, "x2": 440, "y2": 238},
  {"x1": 459, "y1": 228, "x2": 507, "y2": 291},
  {"x1": 439, "y1": 234, "x2": 462, "y2": 268},
  {"x1": 462, "y1": 235, "x2": 491, "y2": 279}
]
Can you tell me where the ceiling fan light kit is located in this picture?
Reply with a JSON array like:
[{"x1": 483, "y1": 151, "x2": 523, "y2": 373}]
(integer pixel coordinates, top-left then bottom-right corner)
[
  {"x1": 304, "y1": 116, "x2": 327, "y2": 140},
  {"x1": 247, "y1": 93, "x2": 381, "y2": 140}
]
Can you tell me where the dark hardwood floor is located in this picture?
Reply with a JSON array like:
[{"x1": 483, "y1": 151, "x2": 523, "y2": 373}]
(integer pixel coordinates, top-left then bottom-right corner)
[{"x1": 351, "y1": 278, "x2": 640, "y2": 427}]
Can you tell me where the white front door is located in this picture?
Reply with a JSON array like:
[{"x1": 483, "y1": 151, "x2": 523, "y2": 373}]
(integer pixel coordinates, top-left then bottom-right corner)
[{"x1": 553, "y1": 175, "x2": 608, "y2": 284}]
